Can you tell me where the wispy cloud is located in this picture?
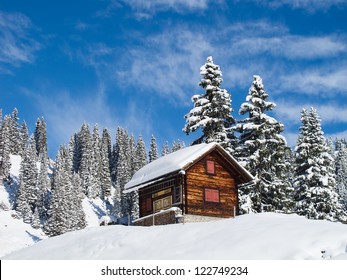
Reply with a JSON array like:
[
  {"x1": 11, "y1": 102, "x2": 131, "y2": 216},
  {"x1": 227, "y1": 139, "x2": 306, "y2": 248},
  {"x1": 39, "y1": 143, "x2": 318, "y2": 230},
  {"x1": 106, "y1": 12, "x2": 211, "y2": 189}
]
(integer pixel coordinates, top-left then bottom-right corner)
[
  {"x1": 275, "y1": 101, "x2": 347, "y2": 125},
  {"x1": 0, "y1": 11, "x2": 41, "y2": 73},
  {"x1": 116, "y1": 27, "x2": 214, "y2": 104},
  {"x1": 279, "y1": 66, "x2": 347, "y2": 95},
  {"x1": 237, "y1": 0, "x2": 347, "y2": 11},
  {"x1": 230, "y1": 35, "x2": 346, "y2": 60},
  {"x1": 97, "y1": 0, "x2": 215, "y2": 18}
]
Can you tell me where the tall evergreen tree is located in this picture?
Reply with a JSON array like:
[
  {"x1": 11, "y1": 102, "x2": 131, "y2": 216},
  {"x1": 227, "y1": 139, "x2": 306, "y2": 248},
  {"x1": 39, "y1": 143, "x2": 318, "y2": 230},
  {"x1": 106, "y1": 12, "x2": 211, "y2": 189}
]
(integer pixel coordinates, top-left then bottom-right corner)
[
  {"x1": 161, "y1": 141, "x2": 170, "y2": 157},
  {"x1": 294, "y1": 108, "x2": 346, "y2": 221},
  {"x1": 235, "y1": 75, "x2": 293, "y2": 213},
  {"x1": 9, "y1": 108, "x2": 21, "y2": 155},
  {"x1": 19, "y1": 121, "x2": 28, "y2": 157},
  {"x1": 134, "y1": 135, "x2": 147, "y2": 171},
  {"x1": 45, "y1": 146, "x2": 86, "y2": 236},
  {"x1": 112, "y1": 127, "x2": 131, "y2": 218},
  {"x1": 172, "y1": 139, "x2": 185, "y2": 152},
  {"x1": 0, "y1": 115, "x2": 12, "y2": 179},
  {"x1": 148, "y1": 134, "x2": 158, "y2": 163},
  {"x1": 183, "y1": 56, "x2": 237, "y2": 152},
  {"x1": 16, "y1": 136, "x2": 38, "y2": 222},
  {"x1": 100, "y1": 129, "x2": 112, "y2": 199},
  {"x1": 36, "y1": 152, "x2": 50, "y2": 222},
  {"x1": 335, "y1": 139, "x2": 347, "y2": 209},
  {"x1": 34, "y1": 117, "x2": 48, "y2": 157}
]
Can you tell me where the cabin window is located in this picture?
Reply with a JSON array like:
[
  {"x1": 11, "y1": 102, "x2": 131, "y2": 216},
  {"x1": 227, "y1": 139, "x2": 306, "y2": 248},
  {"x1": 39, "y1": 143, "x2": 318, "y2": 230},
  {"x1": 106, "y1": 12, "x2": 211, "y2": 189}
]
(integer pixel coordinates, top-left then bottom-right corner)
[
  {"x1": 153, "y1": 196, "x2": 172, "y2": 212},
  {"x1": 205, "y1": 188, "x2": 220, "y2": 203},
  {"x1": 206, "y1": 160, "x2": 215, "y2": 175}
]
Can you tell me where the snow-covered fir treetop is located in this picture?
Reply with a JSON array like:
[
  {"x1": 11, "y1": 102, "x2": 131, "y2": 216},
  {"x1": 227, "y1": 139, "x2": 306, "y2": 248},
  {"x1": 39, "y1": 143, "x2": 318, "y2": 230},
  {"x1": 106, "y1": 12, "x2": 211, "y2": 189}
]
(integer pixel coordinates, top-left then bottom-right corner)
[{"x1": 124, "y1": 142, "x2": 253, "y2": 193}]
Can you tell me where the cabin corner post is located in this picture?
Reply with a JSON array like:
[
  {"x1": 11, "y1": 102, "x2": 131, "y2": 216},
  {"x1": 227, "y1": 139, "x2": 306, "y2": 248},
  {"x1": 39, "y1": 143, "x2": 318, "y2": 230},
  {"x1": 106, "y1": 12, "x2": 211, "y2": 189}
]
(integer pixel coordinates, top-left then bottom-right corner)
[{"x1": 182, "y1": 172, "x2": 188, "y2": 215}]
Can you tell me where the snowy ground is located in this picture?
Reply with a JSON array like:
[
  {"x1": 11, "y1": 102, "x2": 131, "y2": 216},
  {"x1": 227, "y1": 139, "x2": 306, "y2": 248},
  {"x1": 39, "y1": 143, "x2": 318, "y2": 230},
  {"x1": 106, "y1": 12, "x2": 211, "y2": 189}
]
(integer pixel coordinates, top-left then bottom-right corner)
[{"x1": 2, "y1": 212, "x2": 347, "y2": 260}]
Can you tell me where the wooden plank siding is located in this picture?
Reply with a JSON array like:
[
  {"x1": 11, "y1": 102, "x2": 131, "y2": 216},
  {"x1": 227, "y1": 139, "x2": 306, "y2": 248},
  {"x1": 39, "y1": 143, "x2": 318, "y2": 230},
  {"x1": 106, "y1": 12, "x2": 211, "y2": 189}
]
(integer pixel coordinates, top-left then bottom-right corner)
[{"x1": 185, "y1": 152, "x2": 238, "y2": 218}]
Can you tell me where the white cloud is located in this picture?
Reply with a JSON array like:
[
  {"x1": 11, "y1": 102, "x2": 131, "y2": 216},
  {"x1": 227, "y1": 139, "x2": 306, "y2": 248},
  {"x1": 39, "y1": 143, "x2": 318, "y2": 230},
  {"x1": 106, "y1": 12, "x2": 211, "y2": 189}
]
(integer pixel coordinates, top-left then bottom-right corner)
[
  {"x1": 275, "y1": 101, "x2": 347, "y2": 125},
  {"x1": 239, "y1": 0, "x2": 347, "y2": 11},
  {"x1": 97, "y1": 0, "x2": 215, "y2": 18},
  {"x1": 230, "y1": 35, "x2": 346, "y2": 60},
  {"x1": 0, "y1": 11, "x2": 41, "y2": 72},
  {"x1": 279, "y1": 67, "x2": 347, "y2": 95},
  {"x1": 122, "y1": 0, "x2": 211, "y2": 16},
  {"x1": 115, "y1": 27, "x2": 214, "y2": 104}
]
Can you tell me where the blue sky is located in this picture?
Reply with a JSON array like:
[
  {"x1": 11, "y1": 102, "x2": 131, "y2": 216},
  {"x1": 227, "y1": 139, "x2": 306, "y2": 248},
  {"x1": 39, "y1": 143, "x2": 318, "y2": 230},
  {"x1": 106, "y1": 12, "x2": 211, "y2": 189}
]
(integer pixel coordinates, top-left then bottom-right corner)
[{"x1": 1, "y1": 0, "x2": 347, "y2": 157}]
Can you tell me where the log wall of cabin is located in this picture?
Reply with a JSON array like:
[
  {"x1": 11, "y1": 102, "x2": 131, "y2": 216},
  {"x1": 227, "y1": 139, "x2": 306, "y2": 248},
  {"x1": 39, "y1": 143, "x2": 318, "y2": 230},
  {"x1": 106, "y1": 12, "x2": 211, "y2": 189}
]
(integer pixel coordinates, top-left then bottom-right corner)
[{"x1": 185, "y1": 152, "x2": 238, "y2": 218}]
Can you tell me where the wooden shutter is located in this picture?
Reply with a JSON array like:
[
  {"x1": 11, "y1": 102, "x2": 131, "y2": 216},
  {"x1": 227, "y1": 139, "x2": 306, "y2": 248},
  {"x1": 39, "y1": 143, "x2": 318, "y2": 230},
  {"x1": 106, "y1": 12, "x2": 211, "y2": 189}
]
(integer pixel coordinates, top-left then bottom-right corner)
[
  {"x1": 205, "y1": 188, "x2": 219, "y2": 203},
  {"x1": 206, "y1": 160, "x2": 215, "y2": 174}
]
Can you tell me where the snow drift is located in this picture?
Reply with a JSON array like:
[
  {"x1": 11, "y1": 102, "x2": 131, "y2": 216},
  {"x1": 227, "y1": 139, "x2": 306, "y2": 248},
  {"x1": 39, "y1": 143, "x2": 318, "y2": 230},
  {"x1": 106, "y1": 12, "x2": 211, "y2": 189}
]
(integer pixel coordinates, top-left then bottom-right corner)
[{"x1": 3, "y1": 212, "x2": 347, "y2": 260}]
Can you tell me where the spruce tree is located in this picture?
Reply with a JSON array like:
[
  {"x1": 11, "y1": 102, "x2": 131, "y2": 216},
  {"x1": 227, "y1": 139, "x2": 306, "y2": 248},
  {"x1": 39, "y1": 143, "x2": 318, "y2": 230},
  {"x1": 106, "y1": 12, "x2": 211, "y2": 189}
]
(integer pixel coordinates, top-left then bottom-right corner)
[
  {"x1": 172, "y1": 139, "x2": 185, "y2": 152},
  {"x1": 0, "y1": 115, "x2": 11, "y2": 179},
  {"x1": 161, "y1": 141, "x2": 170, "y2": 157},
  {"x1": 294, "y1": 108, "x2": 346, "y2": 221},
  {"x1": 34, "y1": 117, "x2": 48, "y2": 158},
  {"x1": 9, "y1": 108, "x2": 20, "y2": 155},
  {"x1": 335, "y1": 139, "x2": 347, "y2": 209},
  {"x1": 235, "y1": 75, "x2": 293, "y2": 213},
  {"x1": 148, "y1": 134, "x2": 158, "y2": 163},
  {"x1": 112, "y1": 127, "x2": 131, "y2": 218},
  {"x1": 17, "y1": 136, "x2": 38, "y2": 214},
  {"x1": 78, "y1": 123, "x2": 93, "y2": 197},
  {"x1": 100, "y1": 129, "x2": 112, "y2": 199},
  {"x1": 183, "y1": 56, "x2": 237, "y2": 152},
  {"x1": 36, "y1": 153, "x2": 50, "y2": 222},
  {"x1": 19, "y1": 121, "x2": 28, "y2": 157}
]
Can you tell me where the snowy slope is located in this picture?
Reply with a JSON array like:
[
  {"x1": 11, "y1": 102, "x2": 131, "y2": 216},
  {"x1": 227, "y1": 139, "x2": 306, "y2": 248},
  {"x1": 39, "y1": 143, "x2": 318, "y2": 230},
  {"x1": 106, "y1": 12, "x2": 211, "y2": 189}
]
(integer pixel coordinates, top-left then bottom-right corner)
[
  {"x1": 0, "y1": 154, "x2": 110, "y2": 258},
  {"x1": 3, "y1": 213, "x2": 347, "y2": 260}
]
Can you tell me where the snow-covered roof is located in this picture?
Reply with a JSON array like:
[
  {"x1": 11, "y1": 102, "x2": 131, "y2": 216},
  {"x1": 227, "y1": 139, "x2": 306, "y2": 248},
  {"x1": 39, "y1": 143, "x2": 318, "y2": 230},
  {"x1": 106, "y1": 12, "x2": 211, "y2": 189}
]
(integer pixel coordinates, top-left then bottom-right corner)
[{"x1": 124, "y1": 142, "x2": 253, "y2": 193}]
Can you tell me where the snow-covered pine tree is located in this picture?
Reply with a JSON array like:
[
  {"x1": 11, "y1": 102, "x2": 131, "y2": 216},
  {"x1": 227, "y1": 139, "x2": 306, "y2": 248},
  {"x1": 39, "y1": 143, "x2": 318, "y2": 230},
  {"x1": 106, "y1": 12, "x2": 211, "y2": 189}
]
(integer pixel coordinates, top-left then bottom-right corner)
[
  {"x1": 34, "y1": 117, "x2": 48, "y2": 158},
  {"x1": 100, "y1": 128, "x2": 112, "y2": 199},
  {"x1": 112, "y1": 127, "x2": 131, "y2": 218},
  {"x1": 9, "y1": 108, "x2": 21, "y2": 155},
  {"x1": 36, "y1": 152, "x2": 50, "y2": 222},
  {"x1": 183, "y1": 56, "x2": 237, "y2": 152},
  {"x1": 0, "y1": 115, "x2": 12, "y2": 179},
  {"x1": 16, "y1": 135, "x2": 38, "y2": 223},
  {"x1": 235, "y1": 75, "x2": 293, "y2": 213},
  {"x1": 102, "y1": 128, "x2": 112, "y2": 171},
  {"x1": 31, "y1": 207, "x2": 41, "y2": 229},
  {"x1": 123, "y1": 134, "x2": 148, "y2": 221},
  {"x1": 172, "y1": 139, "x2": 185, "y2": 152},
  {"x1": 148, "y1": 134, "x2": 158, "y2": 163},
  {"x1": 89, "y1": 124, "x2": 101, "y2": 199},
  {"x1": 46, "y1": 145, "x2": 86, "y2": 236},
  {"x1": 45, "y1": 146, "x2": 69, "y2": 236},
  {"x1": 77, "y1": 123, "x2": 94, "y2": 197},
  {"x1": 161, "y1": 141, "x2": 170, "y2": 156},
  {"x1": 71, "y1": 172, "x2": 86, "y2": 230},
  {"x1": 134, "y1": 135, "x2": 147, "y2": 171},
  {"x1": 335, "y1": 139, "x2": 347, "y2": 209},
  {"x1": 19, "y1": 136, "x2": 38, "y2": 211},
  {"x1": 294, "y1": 108, "x2": 346, "y2": 222},
  {"x1": 19, "y1": 121, "x2": 28, "y2": 157}
]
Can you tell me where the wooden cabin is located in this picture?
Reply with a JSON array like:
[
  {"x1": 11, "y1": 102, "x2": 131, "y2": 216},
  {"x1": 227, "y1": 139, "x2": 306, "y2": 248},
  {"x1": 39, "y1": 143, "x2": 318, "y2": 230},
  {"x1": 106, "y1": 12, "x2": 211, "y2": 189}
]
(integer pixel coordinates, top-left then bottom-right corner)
[{"x1": 124, "y1": 143, "x2": 253, "y2": 224}]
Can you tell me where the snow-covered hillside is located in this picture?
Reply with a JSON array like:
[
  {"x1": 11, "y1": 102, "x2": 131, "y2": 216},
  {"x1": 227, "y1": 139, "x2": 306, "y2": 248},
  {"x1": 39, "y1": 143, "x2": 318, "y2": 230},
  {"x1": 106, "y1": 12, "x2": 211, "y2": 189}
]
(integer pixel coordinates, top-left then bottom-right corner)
[
  {"x1": 0, "y1": 155, "x2": 110, "y2": 258},
  {"x1": 3, "y1": 212, "x2": 347, "y2": 260}
]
